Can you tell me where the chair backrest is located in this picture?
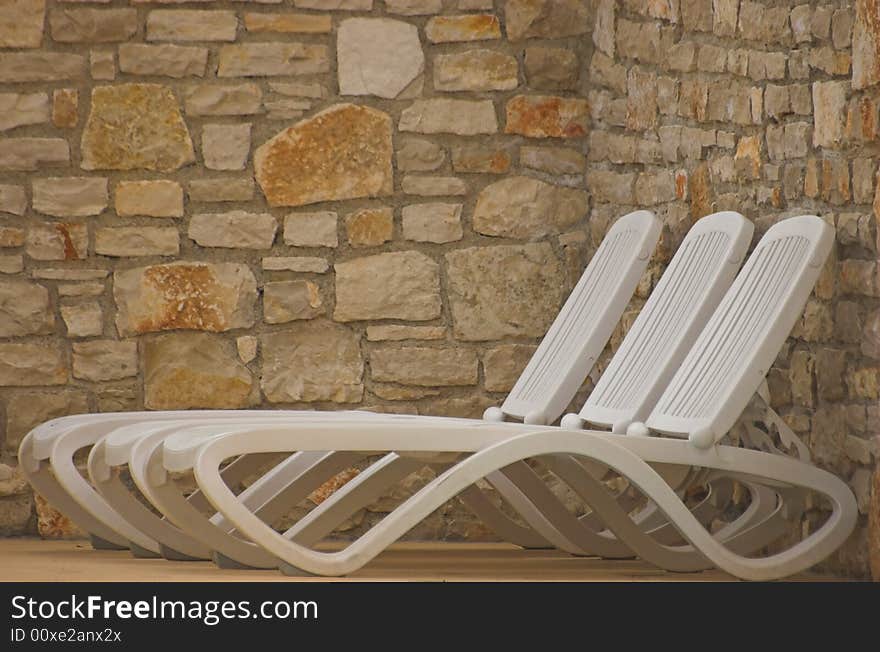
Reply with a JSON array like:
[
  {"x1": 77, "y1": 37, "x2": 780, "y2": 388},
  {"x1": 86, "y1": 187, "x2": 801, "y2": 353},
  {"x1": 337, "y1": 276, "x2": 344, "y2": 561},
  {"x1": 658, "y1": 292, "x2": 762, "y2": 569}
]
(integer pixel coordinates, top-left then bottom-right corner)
[
  {"x1": 646, "y1": 215, "x2": 833, "y2": 446},
  {"x1": 498, "y1": 210, "x2": 662, "y2": 424},
  {"x1": 581, "y1": 211, "x2": 754, "y2": 433}
]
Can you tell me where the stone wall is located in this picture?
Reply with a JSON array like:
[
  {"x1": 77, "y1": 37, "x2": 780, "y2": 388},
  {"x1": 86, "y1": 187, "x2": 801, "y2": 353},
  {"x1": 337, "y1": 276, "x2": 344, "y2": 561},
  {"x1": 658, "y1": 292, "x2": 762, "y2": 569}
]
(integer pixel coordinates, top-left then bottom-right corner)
[{"x1": 0, "y1": 0, "x2": 877, "y2": 577}]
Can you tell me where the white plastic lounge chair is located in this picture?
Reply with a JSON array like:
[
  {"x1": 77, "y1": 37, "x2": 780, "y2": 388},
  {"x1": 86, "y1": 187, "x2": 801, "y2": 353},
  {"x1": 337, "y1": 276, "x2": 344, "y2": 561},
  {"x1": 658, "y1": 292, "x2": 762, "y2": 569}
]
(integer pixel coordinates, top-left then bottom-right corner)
[
  {"x1": 171, "y1": 215, "x2": 857, "y2": 580},
  {"x1": 128, "y1": 211, "x2": 758, "y2": 570},
  {"x1": 19, "y1": 210, "x2": 662, "y2": 559}
]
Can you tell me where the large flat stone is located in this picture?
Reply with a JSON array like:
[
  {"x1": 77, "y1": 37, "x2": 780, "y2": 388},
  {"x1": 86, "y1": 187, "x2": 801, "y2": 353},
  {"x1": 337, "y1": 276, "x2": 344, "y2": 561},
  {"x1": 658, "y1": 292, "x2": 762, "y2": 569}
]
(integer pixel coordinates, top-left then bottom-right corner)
[
  {"x1": 255, "y1": 104, "x2": 393, "y2": 207},
  {"x1": 371, "y1": 348, "x2": 479, "y2": 386},
  {"x1": 0, "y1": 138, "x2": 68, "y2": 171},
  {"x1": 32, "y1": 177, "x2": 107, "y2": 217},
  {"x1": 146, "y1": 10, "x2": 238, "y2": 42},
  {"x1": 399, "y1": 99, "x2": 497, "y2": 135},
  {"x1": 263, "y1": 280, "x2": 324, "y2": 323},
  {"x1": 81, "y1": 84, "x2": 195, "y2": 172},
  {"x1": 261, "y1": 321, "x2": 364, "y2": 403},
  {"x1": 188, "y1": 211, "x2": 277, "y2": 249},
  {"x1": 0, "y1": 53, "x2": 85, "y2": 82},
  {"x1": 0, "y1": 93, "x2": 49, "y2": 132},
  {"x1": 118, "y1": 44, "x2": 207, "y2": 78},
  {"x1": 50, "y1": 8, "x2": 137, "y2": 42},
  {"x1": 505, "y1": 95, "x2": 589, "y2": 138},
  {"x1": 334, "y1": 251, "x2": 441, "y2": 321},
  {"x1": 0, "y1": 0, "x2": 46, "y2": 48},
  {"x1": 72, "y1": 340, "x2": 137, "y2": 382},
  {"x1": 505, "y1": 0, "x2": 590, "y2": 40},
  {"x1": 338, "y1": 18, "x2": 424, "y2": 99},
  {"x1": 113, "y1": 262, "x2": 257, "y2": 336},
  {"x1": 4, "y1": 390, "x2": 87, "y2": 453},
  {"x1": 25, "y1": 223, "x2": 88, "y2": 261},
  {"x1": 115, "y1": 180, "x2": 183, "y2": 218},
  {"x1": 473, "y1": 176, "x2": 587, "y2": 238},
  {"x1": 0, "y1": 281, "x2": 54, "y2": 337},
  {"x1": 446, "y1": 244, "x2": 563, "y2": 341},
  {"x1": 183, "y1": 84, "x2": 262, "y2": 116},
  {"x1": 853, "y1": 0, "x2": 880, "y2": 89},
  {"x1": 425, "y1": 14, "x2": 501, "y2": 42},
  {"x1": 0, "y1": 344, "x2": 67, "y2": 387},
  {"x1": 145, "y1": 333, "x2": 254, "y2": 409},
  {"x1": 217, "y1": 43, "x2": 329, "y2": 77},
  {"x1": 434, "y1": 49, "x2": 518, "y2": 91},
  {"x1": 95, "y1": 227, "x2": 179, "y2": 257}
]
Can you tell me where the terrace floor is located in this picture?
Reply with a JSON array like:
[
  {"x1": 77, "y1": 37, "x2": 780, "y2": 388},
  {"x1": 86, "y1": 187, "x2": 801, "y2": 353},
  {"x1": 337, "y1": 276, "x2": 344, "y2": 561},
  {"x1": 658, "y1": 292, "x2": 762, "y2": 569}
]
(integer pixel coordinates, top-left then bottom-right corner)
[{"x1": 0, "y1": 538, "x2": 844, "y2": 582}]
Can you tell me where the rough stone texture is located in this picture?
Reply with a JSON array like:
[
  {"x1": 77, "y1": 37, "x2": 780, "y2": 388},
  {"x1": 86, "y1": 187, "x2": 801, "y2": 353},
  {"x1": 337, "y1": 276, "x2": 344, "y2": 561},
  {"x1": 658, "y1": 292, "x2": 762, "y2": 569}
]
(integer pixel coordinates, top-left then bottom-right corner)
[
  {"x1": 434, "y1": 50, "x2": 518, "y2": 92},
  {"x1": 81, "y1": 84, "x2": 195, "y2": 172},
  {"x1": 188, "y1": 178, "x2": 254, "y2": 203},
  {"x1": 188, "y1": 212, "x2": 277, "y2": 249},
  {"x1": 144, "y1": 333, "x2": 253, "y2": 409},
  {"x1": 338, "y1": 18, "x2": 424, "y2": 99},
  {"x1": 371, "y1": 348, "x2": 479, "y2": 386},
  {"x1": 451, "y1": 144, "x2": 512, "y2": 174},
  {"x1": 483, "y1": 344, "x2": 538, "y2": 392},
  {"x1": 346, "y1": 207, "x2": 393, "y2": 247},
  {"x1": 32, "y1": 178, "x2": 107, "y2": 217},
  {"x1": 334, "y1": 252, "x2": 441, "y2": 322},
  {"x1": 255, "y1": 104, "x2": 393, "y2": 207},
  {"x1": 72, "y1": 340, "x2": 137, "y2": 382},
  {"x1": 399, "y1": 99, "x2": 497, "y2": 135},
  {"x1": 115, "y1": 180, "x2": 183, "y2": 218},
  {"x1": 118, "y1": 44, "x2": 207, "y2": 78},
  {"x1": 50, "y1": 8, "x2": 138, "y2": 43},
  {"x1": 52, "y1": 89, "x2": 78, "y2": 129},
  {"x1": 505, "y1": 0, "x2": 590, "y2": 41},
  {"x1": 262, "y1": 257, "x2": 329, "y2": 274},
  {"x1": 0, "y1": 282, "x2": 54, "y2": 337},
  {"x1": 113, "y1": 262, "x2": 257, "y2": 336},
  {"x1": 183, "y1": 84, "x2": 262, "y2": 116},
  {"x1": 0, "y1": 138, "x2": 68, "y2": 171},
  {"x1": 402, "y1": 175, "x2": 467, "y2": 196},
  {"x1": 25, "y1": 223, "x2": 88, "y2": 261},
  {"x1": 402, "y1": 203, "x2": 463, "y2": 244},
  {"x1": 505, "y1": 95, "x2": 589, "y2": 138},
  {"x1": 366, "y1": 324, "x2": 446, "y2": 342},
  {"x1": 397, "y1": 137, "x2": 445, "y2": 171},
  {"x1": 446, "y1": 244, "x2": 563, "y2": 341},
  {"x1": 525, "y1": 47, "x2": 579, "y2": 91},
  {"x1": 521, "y1": 146, "x2": 586, "y2": 174},
  {"x1": 217, "y1": 43, "x2": 329, "y2": 77},
  {"x1": 853, "y1": 0, "x2": 880, "y2": 89},
  {"x1": 245, "y1": 13, "x2": 332, "y2": 34},
  {"x1": 263, "y1": 280, "x2": 324, "y2": 323},
  {"x1": 0, "y1": 53, "x2": 85, "y2": 83},
  {"x1": 473, "y1": 177, "x2": 587, "y2": 238},
  {"x1": 0, "y1": 93, "x2": 50, "y2": 132},
  {"x1": 60, "y1": 303, "x2": 103, "y2": 338},
  {"x1": 0, "y1": 186, "x2": 26, "y2": 216},
  {"x1": 4, "y1": 391, "x2": 87, "y2": 454},
  {"x1": 425, "y1": 14, "x2": 501, "y2": 42},
  {"x1": 95, "y1": 227, "x2": 179, "y2": 257},
  {"x1": 261, "y1": 321, "x2": 363, "y2": 403},
  {"x1": 202, "y1": 124, "x2": 251, "y2": 171},
  {"x1": 0, "y1": 344, "x2": 66, "y2": 387},
  {"x1": 146, "y1": 10, "x2": 238, "y2": 42},
  {"x1": 0, "y1": 0, "x2": 46, "y2": 49},
  {"x1": 284, "y1": 212, "x2": 338, "y2": 248}
]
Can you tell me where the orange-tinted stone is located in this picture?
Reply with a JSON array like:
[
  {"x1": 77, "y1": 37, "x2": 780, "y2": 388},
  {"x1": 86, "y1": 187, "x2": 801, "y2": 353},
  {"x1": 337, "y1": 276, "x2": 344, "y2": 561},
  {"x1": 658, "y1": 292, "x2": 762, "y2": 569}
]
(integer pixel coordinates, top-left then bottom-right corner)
[
  {"x1": 504, "y1": 95, "x2": 589, "y2": 138},
  {"x1": 255, "y1": 104, "x2": 393, "y2": 208}
]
